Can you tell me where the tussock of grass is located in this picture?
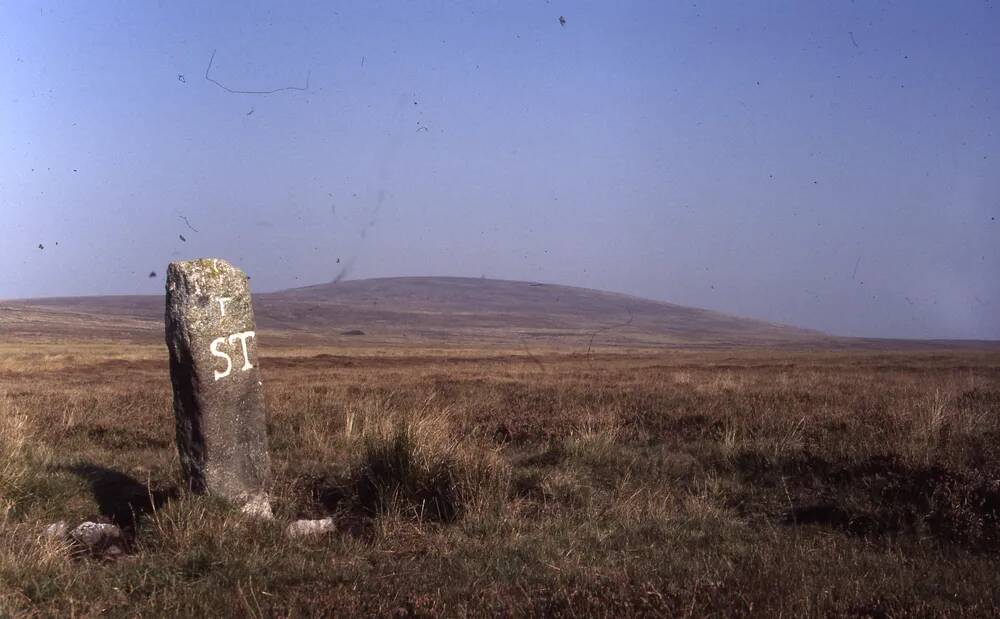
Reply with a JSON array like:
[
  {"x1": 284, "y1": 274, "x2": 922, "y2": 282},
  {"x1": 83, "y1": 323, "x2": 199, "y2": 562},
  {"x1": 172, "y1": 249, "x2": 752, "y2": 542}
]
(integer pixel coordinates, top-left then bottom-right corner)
[{"x1": 352, "y1": 402, "x2": 510, "y2": 523}]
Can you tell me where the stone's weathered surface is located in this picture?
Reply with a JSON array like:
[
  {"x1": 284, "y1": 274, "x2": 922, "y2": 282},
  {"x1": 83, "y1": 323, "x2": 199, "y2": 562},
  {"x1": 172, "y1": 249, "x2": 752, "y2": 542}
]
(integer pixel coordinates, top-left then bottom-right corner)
[
  {"x1": 165, "y1": 258, "x2": 271, "y2": 512},
  {"x1": 286, "y1": 517, "x2": 336, "y2": 538}
]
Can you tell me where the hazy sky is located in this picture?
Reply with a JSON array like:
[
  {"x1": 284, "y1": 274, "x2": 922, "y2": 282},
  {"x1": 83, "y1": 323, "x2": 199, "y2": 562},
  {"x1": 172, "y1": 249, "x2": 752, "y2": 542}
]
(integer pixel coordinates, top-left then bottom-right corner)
[{"x1": 1, "y1": 1, "x2": 997, "y2": 339}]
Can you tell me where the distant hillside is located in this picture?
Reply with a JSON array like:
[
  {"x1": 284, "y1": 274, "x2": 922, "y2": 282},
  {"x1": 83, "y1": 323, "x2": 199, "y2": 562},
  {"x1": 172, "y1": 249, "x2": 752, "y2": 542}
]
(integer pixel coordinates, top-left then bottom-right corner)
[{"x1": 0, "y1": 276, "x2": 829, "y2": 348}]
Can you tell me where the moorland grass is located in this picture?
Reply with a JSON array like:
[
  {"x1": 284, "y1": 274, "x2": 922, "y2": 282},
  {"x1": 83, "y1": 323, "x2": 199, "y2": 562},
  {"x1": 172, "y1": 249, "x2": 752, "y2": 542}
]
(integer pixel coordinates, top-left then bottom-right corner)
[{"x1": 1, "y1": 345, "x2": 999, "y2": 616}]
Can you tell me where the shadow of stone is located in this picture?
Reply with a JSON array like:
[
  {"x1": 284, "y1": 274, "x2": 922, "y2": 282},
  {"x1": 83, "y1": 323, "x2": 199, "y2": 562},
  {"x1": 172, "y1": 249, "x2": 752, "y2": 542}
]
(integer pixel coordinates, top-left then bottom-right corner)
[{"x1": 61, "y1": 463, "x2": 178, "y2": 533}]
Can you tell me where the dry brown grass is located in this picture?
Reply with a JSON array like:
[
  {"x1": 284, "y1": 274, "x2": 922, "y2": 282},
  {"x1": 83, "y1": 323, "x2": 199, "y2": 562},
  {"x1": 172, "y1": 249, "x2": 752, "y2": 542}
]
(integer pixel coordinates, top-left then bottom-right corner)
[
  {"x1": 0, "y1": 395, "x2": 33, "y2": 519},
  {"x1": 0, "y1": 342, "x2": 999, "y2": 615}
]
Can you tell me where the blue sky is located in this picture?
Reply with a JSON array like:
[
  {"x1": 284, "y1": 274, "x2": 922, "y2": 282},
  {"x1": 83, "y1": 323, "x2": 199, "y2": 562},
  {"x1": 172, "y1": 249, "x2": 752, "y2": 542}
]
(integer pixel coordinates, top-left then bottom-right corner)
[{"x1": 1, "y1": 1, "x2": 997, "y2": 339}]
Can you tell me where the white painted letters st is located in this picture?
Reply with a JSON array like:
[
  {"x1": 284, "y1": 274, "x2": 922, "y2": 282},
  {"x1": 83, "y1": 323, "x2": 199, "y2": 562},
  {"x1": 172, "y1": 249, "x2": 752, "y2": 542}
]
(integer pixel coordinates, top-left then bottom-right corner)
[{"x1": 211, "y1": 330, "x2": 256, "y2": 381}]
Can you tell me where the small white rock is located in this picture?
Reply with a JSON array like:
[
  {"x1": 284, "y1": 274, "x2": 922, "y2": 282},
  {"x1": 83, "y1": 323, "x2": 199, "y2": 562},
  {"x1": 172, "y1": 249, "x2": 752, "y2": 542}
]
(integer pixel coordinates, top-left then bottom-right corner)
[
  {"x1": 70, "y1": 521, "x2": 122, "y2": 548},
  {"x1": 286, "y1": 517, "x2": 336, "y2": 538},
  {"x1": 241, "y1": 494, "x2": 274, "y2": 519}
]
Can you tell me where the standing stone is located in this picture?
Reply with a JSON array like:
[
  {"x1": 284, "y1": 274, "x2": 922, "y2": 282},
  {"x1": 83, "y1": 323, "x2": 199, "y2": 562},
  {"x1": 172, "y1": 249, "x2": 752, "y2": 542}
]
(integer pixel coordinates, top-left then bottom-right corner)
[{"x1": 165, "y1": 258, "x2": 271, "y2": 516}]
